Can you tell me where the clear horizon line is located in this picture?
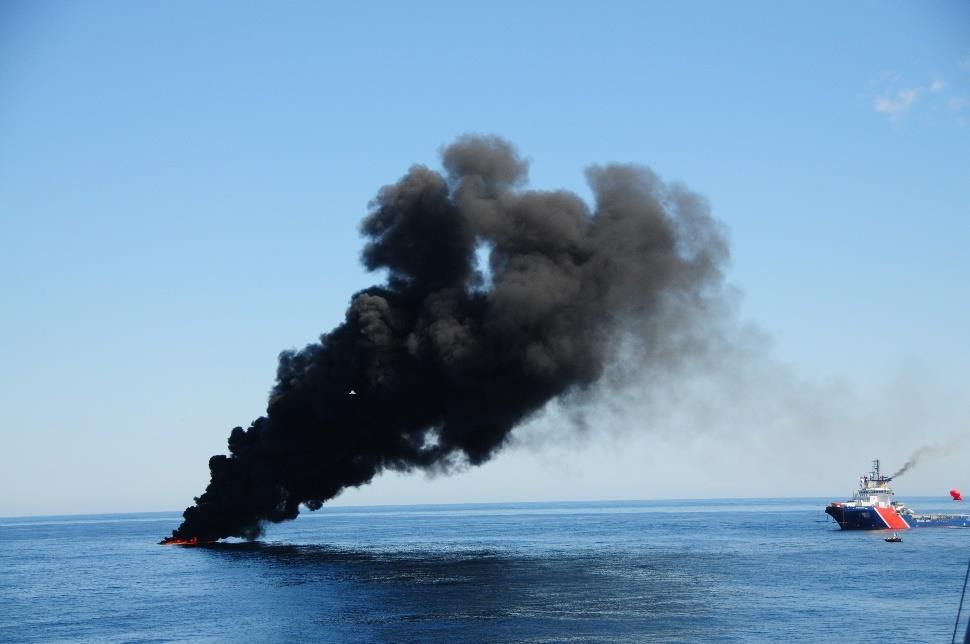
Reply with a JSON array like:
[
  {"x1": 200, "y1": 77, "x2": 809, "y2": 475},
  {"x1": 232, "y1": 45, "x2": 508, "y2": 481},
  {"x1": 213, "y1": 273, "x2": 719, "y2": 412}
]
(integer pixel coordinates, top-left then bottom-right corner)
[{"x1": 0, "y1": 494, "x2": 903, "y2": 521}]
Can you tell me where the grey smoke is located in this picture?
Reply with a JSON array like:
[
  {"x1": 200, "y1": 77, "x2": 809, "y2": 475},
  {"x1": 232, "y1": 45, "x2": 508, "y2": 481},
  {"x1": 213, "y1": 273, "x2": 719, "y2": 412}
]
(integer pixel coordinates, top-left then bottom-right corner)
[{"x1": 892, "y1": 444, "x2": 950, "y2": 479}]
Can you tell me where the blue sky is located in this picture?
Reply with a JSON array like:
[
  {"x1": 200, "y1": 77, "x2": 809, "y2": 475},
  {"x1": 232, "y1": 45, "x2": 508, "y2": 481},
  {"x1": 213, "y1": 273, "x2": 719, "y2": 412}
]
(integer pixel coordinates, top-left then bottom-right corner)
[{"x1": 1, "y1": 1, "x2": 968, "y2": 516}]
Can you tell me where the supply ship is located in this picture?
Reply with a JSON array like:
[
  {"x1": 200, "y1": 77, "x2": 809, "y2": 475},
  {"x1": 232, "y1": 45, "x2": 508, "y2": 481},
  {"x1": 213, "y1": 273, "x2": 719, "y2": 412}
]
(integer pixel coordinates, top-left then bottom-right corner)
[{"x1": 825, "y1": 459, "x2": 970, "y2": 530}]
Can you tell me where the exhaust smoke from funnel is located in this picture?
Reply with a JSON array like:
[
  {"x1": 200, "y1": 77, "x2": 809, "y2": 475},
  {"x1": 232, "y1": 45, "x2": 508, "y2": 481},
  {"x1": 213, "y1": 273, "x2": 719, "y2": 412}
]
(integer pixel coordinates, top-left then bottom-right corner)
[
  {"x1": 163, "y1": 135, "x2": 730, "y2": 542},
  {"x1": 892, "y1": 444, "x2": 950, "y2": 479}
]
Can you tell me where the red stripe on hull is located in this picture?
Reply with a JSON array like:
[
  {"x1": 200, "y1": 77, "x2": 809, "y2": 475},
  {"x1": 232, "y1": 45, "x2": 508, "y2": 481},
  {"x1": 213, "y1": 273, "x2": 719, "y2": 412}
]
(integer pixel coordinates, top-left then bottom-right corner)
[{"x1": 874, "y1": 506, "x2": 909, "y2": 530}]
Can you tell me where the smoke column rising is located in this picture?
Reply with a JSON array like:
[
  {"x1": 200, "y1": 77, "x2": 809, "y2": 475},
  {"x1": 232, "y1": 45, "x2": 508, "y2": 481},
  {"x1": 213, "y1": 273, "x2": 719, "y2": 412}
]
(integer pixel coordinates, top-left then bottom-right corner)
[
  {"x1": 165, "y1": 135, "x2": 729, "y2": 542},
  {"x1": 892, "y1": 444, "x2": 949, "y2": 478}
]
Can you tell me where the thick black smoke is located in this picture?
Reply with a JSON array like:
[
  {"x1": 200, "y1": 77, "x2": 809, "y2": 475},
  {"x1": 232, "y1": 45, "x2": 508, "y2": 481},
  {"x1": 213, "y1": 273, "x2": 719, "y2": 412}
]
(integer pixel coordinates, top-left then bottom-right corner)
[{"x1": 166, "y1": 135, "x2": 728, "y2": 542}]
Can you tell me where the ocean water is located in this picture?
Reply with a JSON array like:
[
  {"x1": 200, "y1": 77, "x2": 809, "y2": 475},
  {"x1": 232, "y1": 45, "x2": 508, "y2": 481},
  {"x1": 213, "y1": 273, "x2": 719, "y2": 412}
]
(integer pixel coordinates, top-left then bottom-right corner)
[{"x1": 2, "y1": 498, "x2": 969, "y2": 643}]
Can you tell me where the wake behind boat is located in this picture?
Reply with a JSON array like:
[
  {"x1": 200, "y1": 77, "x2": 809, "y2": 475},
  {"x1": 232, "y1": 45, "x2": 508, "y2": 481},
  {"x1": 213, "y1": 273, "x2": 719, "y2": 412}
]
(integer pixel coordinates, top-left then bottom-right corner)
[{"x1": 825, "y1": 459, "x2": 970, "y2": 530}]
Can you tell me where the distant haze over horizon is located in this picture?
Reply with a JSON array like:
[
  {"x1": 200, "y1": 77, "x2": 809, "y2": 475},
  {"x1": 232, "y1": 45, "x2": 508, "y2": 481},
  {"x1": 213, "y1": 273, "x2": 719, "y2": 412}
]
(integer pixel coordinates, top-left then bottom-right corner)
[{"x1": 4, "y1": 485, "x2": 968, "y2": 521}]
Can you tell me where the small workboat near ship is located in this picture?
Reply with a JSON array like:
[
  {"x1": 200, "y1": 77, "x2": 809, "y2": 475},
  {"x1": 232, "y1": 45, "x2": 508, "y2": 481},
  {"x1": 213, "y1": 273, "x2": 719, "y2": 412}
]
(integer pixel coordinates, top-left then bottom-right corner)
[{"x1": 825, "y1": 459, "x2": 970, "y2": 530}]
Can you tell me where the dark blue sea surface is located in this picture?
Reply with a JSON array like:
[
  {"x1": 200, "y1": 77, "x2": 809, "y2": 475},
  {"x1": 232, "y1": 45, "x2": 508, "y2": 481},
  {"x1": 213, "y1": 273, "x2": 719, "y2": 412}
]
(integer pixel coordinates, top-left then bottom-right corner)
[{"x1": 2, "y1": 498, "x2": 969, "y2": 642}]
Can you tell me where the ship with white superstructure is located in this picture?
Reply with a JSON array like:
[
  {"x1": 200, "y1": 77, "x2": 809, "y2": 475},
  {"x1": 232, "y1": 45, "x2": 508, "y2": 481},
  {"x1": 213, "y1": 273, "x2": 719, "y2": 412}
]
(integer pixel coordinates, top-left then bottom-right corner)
[{"x1": 825, "y1": 459, "x2": 970, "y2": 530}]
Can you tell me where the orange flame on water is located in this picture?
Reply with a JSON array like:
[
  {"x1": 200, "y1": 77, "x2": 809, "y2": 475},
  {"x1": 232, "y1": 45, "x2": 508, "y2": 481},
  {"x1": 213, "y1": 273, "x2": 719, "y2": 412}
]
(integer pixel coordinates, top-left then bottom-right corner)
[{"x1": 158, "y1": 536, "x2": 214, "y2": 546}]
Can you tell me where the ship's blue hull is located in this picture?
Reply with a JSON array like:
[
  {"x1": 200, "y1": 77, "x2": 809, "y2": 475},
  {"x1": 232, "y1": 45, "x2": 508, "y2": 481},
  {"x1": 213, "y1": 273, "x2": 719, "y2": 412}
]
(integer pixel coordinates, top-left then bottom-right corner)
[
  {"x1": 909, "y1": 515, "x2": 970, "y2": 528},
  {"x1": 825, "y1": 504, "x2": 970, "y2": 530},
  {"x1": 825, "y1": 505, "x2": 898, "y2": 530}
]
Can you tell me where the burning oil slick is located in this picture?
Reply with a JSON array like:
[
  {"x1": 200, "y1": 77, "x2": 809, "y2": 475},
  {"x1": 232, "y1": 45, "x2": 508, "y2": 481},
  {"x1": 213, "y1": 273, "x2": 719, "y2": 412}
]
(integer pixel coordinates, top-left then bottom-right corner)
[
  {"x1": 158, "y1": 536, "x2": 213, "y2": 546},
  {"x1": 163, "y1": 135, "x2": 730, "y2": 543}
]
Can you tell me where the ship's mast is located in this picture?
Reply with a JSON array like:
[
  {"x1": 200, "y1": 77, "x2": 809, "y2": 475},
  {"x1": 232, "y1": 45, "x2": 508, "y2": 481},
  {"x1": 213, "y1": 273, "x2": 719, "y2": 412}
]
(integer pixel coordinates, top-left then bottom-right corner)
[{"x1": 873, "y1": 459, "x2": 880, "y2": 480}]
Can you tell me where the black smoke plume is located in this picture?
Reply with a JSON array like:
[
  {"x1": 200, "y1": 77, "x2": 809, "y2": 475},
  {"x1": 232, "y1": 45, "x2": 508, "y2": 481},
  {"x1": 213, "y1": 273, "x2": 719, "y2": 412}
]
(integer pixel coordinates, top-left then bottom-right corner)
[
  {"x1": 892, "y1": 444, "x2": 948, "y2": 479},
  {"x1": 165, "y1": 135, "x2": 729, "y2": 542}
]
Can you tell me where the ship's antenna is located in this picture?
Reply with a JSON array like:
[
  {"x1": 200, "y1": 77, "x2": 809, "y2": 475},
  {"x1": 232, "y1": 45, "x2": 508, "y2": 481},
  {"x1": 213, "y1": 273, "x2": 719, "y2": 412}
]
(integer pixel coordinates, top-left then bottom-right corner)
[{"x1": 952, "y1": 556, "x2": 970, "y2": 643}]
